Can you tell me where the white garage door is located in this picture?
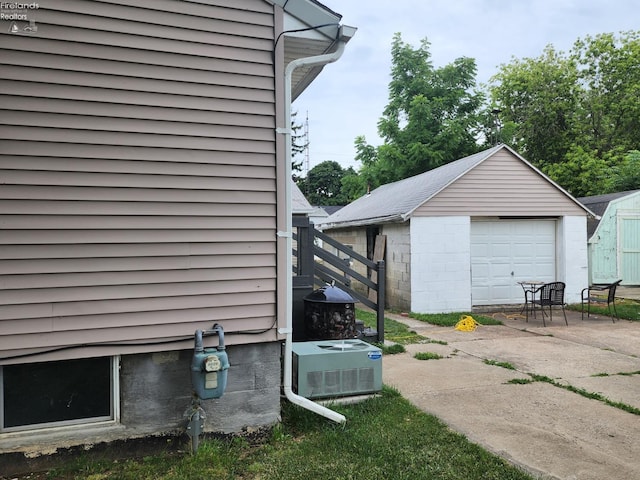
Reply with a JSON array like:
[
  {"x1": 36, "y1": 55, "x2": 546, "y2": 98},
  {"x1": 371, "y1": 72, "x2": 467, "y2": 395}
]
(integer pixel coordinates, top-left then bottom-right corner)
[{"x1": 471, "y1": 220, "x2": 556, "y2": 305}]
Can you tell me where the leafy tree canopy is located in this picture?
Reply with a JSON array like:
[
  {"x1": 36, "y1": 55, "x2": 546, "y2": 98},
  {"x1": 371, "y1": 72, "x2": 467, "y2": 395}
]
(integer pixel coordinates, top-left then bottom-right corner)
[
  {"x1": 297, "y1": 161, "x2": 354, "y2": 206},
  {"x1": 303, "y1": 31, "x2": 640, "y2": 204},
  {"x1": 488, "y1": 31, "x2": 640, "y2": 196},
  {"x1": 607, "y1": 150, "x2": 640, "y2": 193},
  {"x1": 355, "y1": 33, "x2": 484, "y2": 190}
]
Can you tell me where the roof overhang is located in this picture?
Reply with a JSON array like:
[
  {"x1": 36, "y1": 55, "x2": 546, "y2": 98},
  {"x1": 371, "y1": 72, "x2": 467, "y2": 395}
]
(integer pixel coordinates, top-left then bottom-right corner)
[
  {"x1": 319, "y1": 214, "x2": 407, "y2": 230},
  {"x1": 272, "y1": 0, "x2": 355, "y2": 100}
]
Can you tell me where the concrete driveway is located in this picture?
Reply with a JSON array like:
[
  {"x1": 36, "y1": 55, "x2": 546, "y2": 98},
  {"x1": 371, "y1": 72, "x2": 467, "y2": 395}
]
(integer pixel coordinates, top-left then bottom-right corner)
[{"x1": 383, "y1": 309, "x2": 640, "y2": 480}]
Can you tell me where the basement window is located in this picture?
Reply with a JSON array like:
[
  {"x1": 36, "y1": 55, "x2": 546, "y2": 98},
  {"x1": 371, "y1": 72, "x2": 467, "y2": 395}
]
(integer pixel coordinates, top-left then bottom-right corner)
[{"x1": 0, "y1": 356, "x2": 117, "y2": 432}]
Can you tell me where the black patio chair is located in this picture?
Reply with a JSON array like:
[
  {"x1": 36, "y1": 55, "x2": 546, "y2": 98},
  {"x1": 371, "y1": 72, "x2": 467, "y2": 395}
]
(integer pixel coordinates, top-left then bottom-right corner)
[
  {"x1": 531, "y1": 282, "x2": 568, "y2": 327},
  {"x1": 581, "y1": 280, "x2": 622, "y2": 323}
]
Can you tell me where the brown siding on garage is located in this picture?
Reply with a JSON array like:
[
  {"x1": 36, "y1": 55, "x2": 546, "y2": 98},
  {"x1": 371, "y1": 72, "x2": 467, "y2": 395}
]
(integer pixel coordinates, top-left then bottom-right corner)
[
  {"x1": 0, "y1": 0, "x2": 279, "y2": 362},
  {"x1": 413, "y1": 149, "x2": 587, "y2": 217}
]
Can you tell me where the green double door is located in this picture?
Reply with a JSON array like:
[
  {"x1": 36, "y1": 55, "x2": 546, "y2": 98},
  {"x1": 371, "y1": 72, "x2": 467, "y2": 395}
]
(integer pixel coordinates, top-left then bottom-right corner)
[{"x1": 620, "y1": 216, "x2": 640, "y2": 285}]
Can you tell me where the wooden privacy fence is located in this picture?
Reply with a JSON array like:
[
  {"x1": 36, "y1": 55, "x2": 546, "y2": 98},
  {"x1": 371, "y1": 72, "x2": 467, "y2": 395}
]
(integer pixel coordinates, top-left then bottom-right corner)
[{"x1": 292, "y1": 216, "x2": 386, "y2": 342}]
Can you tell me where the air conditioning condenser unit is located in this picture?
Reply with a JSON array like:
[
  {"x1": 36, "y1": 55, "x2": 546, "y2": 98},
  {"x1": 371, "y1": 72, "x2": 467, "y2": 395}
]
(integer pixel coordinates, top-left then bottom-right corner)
[{"x1": 292, "y1": 339, "x2": 383, "y2": 399}]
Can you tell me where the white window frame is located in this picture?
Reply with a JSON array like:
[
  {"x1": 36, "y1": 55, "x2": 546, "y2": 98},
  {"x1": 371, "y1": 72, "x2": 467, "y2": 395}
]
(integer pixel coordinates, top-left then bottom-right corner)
[{"x1": 0, "y1": 356, "x2": 120, "y2": 433}]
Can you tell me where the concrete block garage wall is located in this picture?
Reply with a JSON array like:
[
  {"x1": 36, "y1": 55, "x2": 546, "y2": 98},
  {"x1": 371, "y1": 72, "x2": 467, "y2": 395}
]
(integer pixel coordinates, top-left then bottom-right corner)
[
  {"x1": 410, "y1": 216, "x2": 472, "y2": 313},
  {"x1": 324, "y1": 229, "x2": 368, "y2": 296},
  {"x1": 327, "y1": 224, "x2": 411, "y2": 311},
  {"x1": 557, "y1": 216, "x2": 589, "y2": 304},
  {"x1": 381, "y1": 223, "x2": 411, "y2": 311}
]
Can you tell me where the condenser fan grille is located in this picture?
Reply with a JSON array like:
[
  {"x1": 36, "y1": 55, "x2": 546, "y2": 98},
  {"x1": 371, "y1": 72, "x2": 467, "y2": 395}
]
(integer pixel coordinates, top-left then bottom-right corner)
[{"x1": 307, "y1": 367, "x2": 375, "y2": 396}]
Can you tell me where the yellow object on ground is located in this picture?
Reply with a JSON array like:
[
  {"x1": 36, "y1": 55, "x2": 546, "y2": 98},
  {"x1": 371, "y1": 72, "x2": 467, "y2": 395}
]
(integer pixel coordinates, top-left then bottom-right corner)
[{"x1": 455, "y1": 315, "x2": 479, "y2": 331}]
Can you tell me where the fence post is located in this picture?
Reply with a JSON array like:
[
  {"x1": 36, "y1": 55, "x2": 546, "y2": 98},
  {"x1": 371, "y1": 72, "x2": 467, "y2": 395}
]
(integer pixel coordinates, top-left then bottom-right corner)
[{"x1": 376, "y1": 260, "x2": 385, "y2": 343}]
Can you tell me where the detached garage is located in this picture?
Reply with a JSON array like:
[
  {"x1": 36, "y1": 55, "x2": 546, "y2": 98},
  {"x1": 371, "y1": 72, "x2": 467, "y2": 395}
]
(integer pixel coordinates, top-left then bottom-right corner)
[{"x1": 319, "y1": 145, "x2": 594, "y2": 314}]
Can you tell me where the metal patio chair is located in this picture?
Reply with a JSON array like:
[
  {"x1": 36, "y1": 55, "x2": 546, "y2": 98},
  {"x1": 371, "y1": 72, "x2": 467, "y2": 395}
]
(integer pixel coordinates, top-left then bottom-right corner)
[
  {"x1": 581, "y1": 280, "x2": 622, "y2": 323},
  {"x1": 531, "y1": 282, "x2": 568, "y2": 327}
]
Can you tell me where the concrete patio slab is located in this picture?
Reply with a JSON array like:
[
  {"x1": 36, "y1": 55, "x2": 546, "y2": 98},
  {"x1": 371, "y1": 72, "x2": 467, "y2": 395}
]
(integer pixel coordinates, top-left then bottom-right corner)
[
  {"x1": 383, "y1": 309, "x2": 640, "y2": 480},
  {"x1": 452, "y1": 335, "x2": 640, "y2": 379},
  {"x1": 567, "y1": 374, "x2": 640, "y2": 411}
]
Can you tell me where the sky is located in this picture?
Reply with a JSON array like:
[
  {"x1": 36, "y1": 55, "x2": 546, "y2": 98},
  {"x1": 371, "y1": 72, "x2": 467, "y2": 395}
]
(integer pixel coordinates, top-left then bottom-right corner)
[{"x1": 292, "y1": 0, "x2": 639, "y2": 174}]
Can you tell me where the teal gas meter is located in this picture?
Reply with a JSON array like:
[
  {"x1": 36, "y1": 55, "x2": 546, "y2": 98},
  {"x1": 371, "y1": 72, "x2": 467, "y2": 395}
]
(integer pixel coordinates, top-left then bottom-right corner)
[{"x1": 191, "y1": 325, "x2": 229, "y2": 400}]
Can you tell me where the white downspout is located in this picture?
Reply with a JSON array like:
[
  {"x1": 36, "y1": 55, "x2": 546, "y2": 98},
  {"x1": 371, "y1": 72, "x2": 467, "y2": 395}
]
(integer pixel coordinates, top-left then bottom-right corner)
[{"x1": 279, "y1": 27, "x2": 354, "y2": 424}]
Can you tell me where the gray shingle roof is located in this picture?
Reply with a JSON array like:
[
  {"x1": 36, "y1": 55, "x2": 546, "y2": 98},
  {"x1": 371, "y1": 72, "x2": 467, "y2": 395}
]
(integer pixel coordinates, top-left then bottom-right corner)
[
  {"x1": 577, "y1": 189, "x2": 640, "y2": 238},
  {"x1": 320, "y1": 144, "x2": 505, "y2": 228},
  {"x1": 577, "y1": 189, "x2": 640, "y2": 216}
]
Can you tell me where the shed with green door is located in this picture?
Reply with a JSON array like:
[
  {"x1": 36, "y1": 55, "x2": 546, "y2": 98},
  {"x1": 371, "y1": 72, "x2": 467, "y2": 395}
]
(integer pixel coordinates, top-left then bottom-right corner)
[{"x1": 578, "y1": 190, "x2": 640, "y2": 285}]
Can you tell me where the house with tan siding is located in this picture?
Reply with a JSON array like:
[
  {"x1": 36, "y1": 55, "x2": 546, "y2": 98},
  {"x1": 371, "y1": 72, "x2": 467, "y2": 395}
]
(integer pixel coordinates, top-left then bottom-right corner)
[
  {"x1": 0, "y1": 0, "x2": 354, "y2": 462},
  {"x1": 319, "y1": 145, "x2": 594, "y2": 313}
]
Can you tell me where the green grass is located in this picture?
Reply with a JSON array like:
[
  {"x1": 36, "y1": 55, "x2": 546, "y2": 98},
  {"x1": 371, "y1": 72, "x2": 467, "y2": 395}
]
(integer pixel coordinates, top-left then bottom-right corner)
[
  {"x1": 484, "y1": 359, "x2": 516, "y2": 370},
  {"x1": 376, "y1": 343, "x2": 406, "y2": 355},
  {"x1": 414, "y1": 351, "x2": 443, "y2": 360},
  {"x1": 508, "y1": 374, "x2": 640, "y2": 416},
  {"x1": 45, "y1": 387, "x2": 534, "y2": 480},
  {"x1": 507, "y1": 378, "x2": 533, "y2": 385},
  {"x1": 422, "y1": 338, "x2": 448, "y2": 345},
  {"x1": 567, "y1": 298, "x2": 640, "y2": 321},
  {"x1": 409, "y1": 312, "x2": 503, "y2": 327},
  {"x1": 592, "y1": 370, "x2": 640, "y2": 377},
  {"x1": 356, "y1": 308, "x2": 424, "y2": 344},
  {"x1": 356, "y1": 310, "x2": 501, "y2": 346},
  {"x1": 45, "y1": 439, "x2": 248, "y2": 479}
]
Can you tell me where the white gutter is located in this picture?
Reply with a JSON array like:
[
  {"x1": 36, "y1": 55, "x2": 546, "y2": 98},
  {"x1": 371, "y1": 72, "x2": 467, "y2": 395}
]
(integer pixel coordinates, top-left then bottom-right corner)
[{"x1": 279, "y1": 25, "x2": 356, "y2": 424}]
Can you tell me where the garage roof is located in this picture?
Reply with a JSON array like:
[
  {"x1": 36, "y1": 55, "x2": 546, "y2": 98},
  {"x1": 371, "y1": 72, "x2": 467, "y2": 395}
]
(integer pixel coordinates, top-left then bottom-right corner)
[
  {"x1": 319, "y1": 144, "x2": 594, "y2": 229},
  {"x1": 577, "y1": 189, "x2": 640, "y2": 238}
]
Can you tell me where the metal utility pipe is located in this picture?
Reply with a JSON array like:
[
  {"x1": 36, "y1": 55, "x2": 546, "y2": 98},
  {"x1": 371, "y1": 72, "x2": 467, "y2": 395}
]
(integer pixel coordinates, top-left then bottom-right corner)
[{"x1": 279, "y1": 27, "x2": 354, "y2": 424}]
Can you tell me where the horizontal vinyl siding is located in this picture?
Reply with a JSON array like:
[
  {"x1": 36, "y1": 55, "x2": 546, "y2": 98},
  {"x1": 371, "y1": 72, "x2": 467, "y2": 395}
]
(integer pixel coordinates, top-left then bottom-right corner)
[
  {"x1": 0, "y1": 0, "x2": 279, "y2": 362},
  {"x1": 0, "y1": 142, "x2": 275, "y2": 166},
  {"x1": 414, "y1": 150, "x2": 587, "y2": 217}
]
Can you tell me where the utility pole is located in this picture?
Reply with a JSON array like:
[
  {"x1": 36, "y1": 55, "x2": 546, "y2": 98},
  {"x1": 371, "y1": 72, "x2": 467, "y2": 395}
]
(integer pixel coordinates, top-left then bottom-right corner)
[
  {"x1": 491, "y1": 108, "x2": 502, "y2": 146},
  {"x1": 303, "y1": 111, "x2": 310, "y2": 176}
]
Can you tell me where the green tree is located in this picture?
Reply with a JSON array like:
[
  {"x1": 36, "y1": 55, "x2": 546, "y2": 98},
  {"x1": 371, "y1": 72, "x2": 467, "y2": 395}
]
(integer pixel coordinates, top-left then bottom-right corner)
[
  {"x1": 488, "y1": 45, "x2": 579, "y2": 165},
  {"x1": 542, "y1": 146, "x2": 613, "y2": 197},
  {"x1": 291, "y1": 111, "x2": 307, "y2": 181},
  {"x1": 607, "y1": 150, "x2": 640, "y2": 193},
  {"x1": 488, "y1": 31, "x2": 640, "y2": 195},
  {"x1": 340, "y1": 171, "x2": 367, "y2": 203},
  {"x1": 356, "y1": 33, "x2": 484, "y2": 189},
  {"x1": 573, "y1": 32, "x2": 640, "y2": 155},
  {"x1": 298, "y1": 161, "x2": 352, "y2": 206}
]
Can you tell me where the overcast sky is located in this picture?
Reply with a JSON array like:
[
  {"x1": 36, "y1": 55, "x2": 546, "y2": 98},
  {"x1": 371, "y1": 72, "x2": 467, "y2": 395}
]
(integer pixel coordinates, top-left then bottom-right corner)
[{"x1": 292, "y1": 0, "x2": 638, "y2": 173}]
